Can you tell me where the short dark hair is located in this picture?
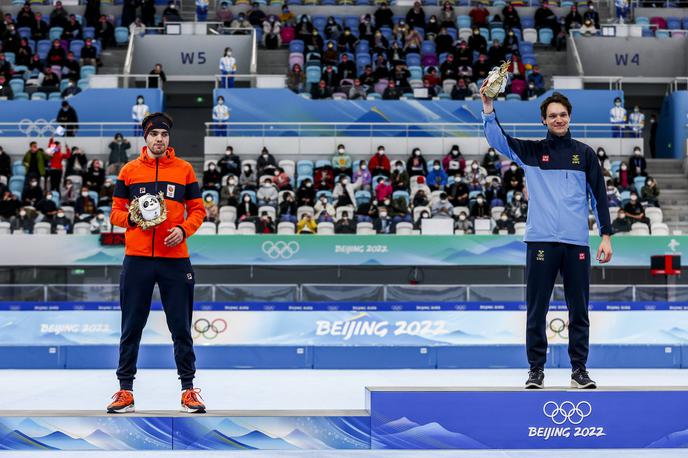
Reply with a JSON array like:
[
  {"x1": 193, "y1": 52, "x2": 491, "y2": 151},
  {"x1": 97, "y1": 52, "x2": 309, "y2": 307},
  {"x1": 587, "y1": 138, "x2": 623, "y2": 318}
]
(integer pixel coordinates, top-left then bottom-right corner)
[{"x1": 540, "y1": 92, "x2": 572, "y2": 119}]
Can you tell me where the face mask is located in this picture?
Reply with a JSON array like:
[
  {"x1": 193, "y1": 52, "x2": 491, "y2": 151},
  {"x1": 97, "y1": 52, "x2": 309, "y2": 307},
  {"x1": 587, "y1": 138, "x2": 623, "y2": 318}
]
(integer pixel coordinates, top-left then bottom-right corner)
[
  {"x1": 361, "y1": 164, "x2": 367, "y2": 170},
  {"x1": 206, "y1": 197, "x2": 213, "y2": 202},
  {"x1": 218, "y1": 100, "x2": 224, "y2": 105},
  {"x1": 471, "y1": 164, "x2": 478, "y2": 170},
  {"x1": 452, "y1": 150, "x2": 459, "y2": 156},
  {"x1": 477, "y1": 198, "x2": 484, "y2": 204},
  {"x1": 489, "y1": 150, "x2": 495, "y2": 156},
  {"x1": 433, "y1": 165, "x2": 440, "y2": 170},
  {"x1": 634, "y1": 150, "x2": 641, "y2": 156},
  {"x1": 630, "y1": 196, "x2": 637, "y2": 202},
  {"x1": 615, "y1": 102, "x2": 621, "y2": 107},
  {"x1": 414, "y1": 151, "x2": 420, "y2": 157},
  {"x1": 619, "y1": 213, "x2": 625, "y2": 219},
  {"x1": 397, "y1": 166, "x2": 404, "y2": 172},
  {"x1": 81, "y1": 192, "x2": 88, "y2": 197},
  {"x1": 30, "y1": 182, "x2": 37, "y2": 187},
  {"x1": 341, "y1": 179, "x2": 348, "y2": 185},
  {"x1": 515, "y1": 195, "x2": 522, "y2": 201},
  {"x1": 137, "y1": 99, "x2": 143, "y2": 104},
  {"x1": 262, "y1": 153, "x2": 268, "y2": 157},
  {"x1": 97, "y1": 214, "x2": 104, "y2": 220},
  {"x1": 244, "y1": 197, "x2": 251, "y2": 203},
  {"x1": 510, "y1": 166, "x2": 517, "y2": 172},
  {"x1": 19, "y1": 210, "x2": 26, "y2": 217},
  {"x1": 598, "y1": 151, "x2": 604, "y2": 157},
  {"x1": 226, "y1": 151, "x2": 232, "y2": 155},
  {"x1": 263, "y1": 183, "x2": 271, "y2": 187},
  {"x1": 57, "y1": 213, "x2": 64, "y2": 218},
  {"x1": 378, "y1": 150, "x2": 384, "y2": 154},
  {"x1": 459, "y1": 214, "x2": 466, "y2": 221},
  {"x1": 46, "y1": 195, "x2": 52, "y2": 200},
  {"x1": 501, "y1": 215, "x2": 508, "y2": 221},
  {"x1": 209, "y1": 165, "x2": 216, "y2": 170},
  {"x1": 379, "y1": 212, "x2": 388, "y2": 218},
  {"x1": 244, "y1": 166, "x2": 250, "y2": 172},
  {"x1": 621, "y1": 165, "x2": 627, "y2": 171},
  {"x1": 229, "y1": 179, "x2": 237, "y2": 185},
  {"x1": 305, "y1": 183, "x2": 312, "y2": 187},
  {"x1": 338, "y1": 148, "x2": 345, "y2": 154}
]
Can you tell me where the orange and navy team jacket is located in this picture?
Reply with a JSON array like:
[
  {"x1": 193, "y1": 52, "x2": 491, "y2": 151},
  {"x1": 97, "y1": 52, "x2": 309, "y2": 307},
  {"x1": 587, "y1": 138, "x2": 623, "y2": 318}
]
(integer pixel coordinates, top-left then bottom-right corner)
[{"x1": 111, "y1": 147, "x2": 205, "y2": 258}]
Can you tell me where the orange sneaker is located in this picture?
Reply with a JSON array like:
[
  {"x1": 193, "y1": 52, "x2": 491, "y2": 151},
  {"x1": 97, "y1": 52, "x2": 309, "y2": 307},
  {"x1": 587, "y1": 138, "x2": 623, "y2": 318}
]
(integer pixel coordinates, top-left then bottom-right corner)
[
  {"x1": 181, "y1": 388, "x2": 206, "y2": 413},
  {"x1": 107, "y1": 390, "x2": 135, "y2": 413}
]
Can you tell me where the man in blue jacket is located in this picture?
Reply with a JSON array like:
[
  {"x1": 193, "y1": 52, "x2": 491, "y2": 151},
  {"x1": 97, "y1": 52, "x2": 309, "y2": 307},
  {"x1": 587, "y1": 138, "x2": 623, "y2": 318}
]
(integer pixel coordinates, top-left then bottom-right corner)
[{"x1": 480, "y1": 84, "x2": 613, "y2": 389}]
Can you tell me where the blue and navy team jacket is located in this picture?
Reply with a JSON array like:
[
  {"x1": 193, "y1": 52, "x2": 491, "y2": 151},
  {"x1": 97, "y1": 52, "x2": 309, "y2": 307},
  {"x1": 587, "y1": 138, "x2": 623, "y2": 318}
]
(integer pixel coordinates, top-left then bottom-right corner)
[{"x1": 482, "y1": 111, "x2": 613, "y2": 246}]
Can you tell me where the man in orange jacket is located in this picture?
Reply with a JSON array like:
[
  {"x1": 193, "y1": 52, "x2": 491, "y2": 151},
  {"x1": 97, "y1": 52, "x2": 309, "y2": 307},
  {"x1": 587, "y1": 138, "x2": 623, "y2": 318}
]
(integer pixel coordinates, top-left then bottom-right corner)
[{"x1": 107, "y1": 112, "x2": 207, "y2": 414}]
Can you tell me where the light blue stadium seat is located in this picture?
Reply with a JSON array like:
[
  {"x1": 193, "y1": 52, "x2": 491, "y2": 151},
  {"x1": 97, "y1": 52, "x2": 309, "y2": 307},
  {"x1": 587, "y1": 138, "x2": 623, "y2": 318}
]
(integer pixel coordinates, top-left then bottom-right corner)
[
  {"x1": 4, "y1": 52, "x2": 15, "y2": 65},
  {"x1": 406, "y1": 53, "x2": 421, "y2": 67},
  {"x1": 296, "y1": 175, "x2": 313, "y2": 188},
  {"x1": 538, "y1": 28, "x2": 553, "y2": 45},
  {"x1": 521, "y1": 17, "x2": 534, "y2": 29},
  {"x1": 9, "y1": 79, "x2": 24, "y2": 94},
  {"x1": 83, "y1": 27, "x2": 96, "y2": 39},
  {"x1": 297, "y1": 160, "x2": 314, "y2": 176},
  {"x1": 306, "y1": 66, "x2": 321, "y2": 85},
  {"x1": 421, "y1": 40, "x2": 436, "y2": 55},
  {"x1": 240, "y1": 190, "x2": 257, "y2": 204},
  {"x1": 289, "y1": 39, "x2": 305, "y2": 54},
  {"x1": 12, "y1": 161, "x2": 26, "y2": 176},
  {"x1": 17, "y1": 27, "x2": 32, "y2": 40},
  {"x1": 408, "y1": 65, "x2": 423, "y2": 81},
  {"x1": 635, "y1": 17, "x2": 650, "y2": 29},
  {"x1": 634, "y1": 176, "x2": 646, "y2": 192},
  {"x1": 49, "y1": 27, "x2": 64, "y2": 41},
  {"x1": 355, "y1": 190, "x2": 371, "y2": 206},
  {"x1": 37, "y1": 40, "x2": 51, "y2": 60},
  {"x1": 392, "y1": 190, "x2": 410, "y2": 205},
  {"x1": 655, "y1": 30, "x2": 670, "y2": 39},
  {"x1": 316, "y1": 190, "x2": 333, "y2": 202},
  {"x1": 667, "y1": 17, "x2": 681, "y2": 30},
  {"x1": 457, "y1": 15, "x2": 471, "y2": 29},
  {"x1": 77, "y1": 78, "x2": 90, "y2": 91},
  {"x1": 13, "y1": 92, "x2": 29, "y2": 100},
  {"x1": 491, "y1": 27, "x2": 505, "y2": 43},
  {"x1": 506, "y1": 93, "x2": 522, "y2": 101},
  {"x1": 31, "y1": 92, "x2": 47, "y2": 100},
  {"x1": 315, "y1": 159, "x2": 331, "y2": 169},
  {"x1": 81, "y1": 65, "x2": 96, "y2": 79},
  {"x1": 48, "y1": 92, "x2": 62, "y2": 101},
  {"x1": 355, "y1": 40, "x2": 369, "y2": 54},
  {"x1": 114, "y1": 27, "x2": 129, "y2": 45},
  {"x1": 9, "y1": 176, "x2": 24, "y2": 194}
]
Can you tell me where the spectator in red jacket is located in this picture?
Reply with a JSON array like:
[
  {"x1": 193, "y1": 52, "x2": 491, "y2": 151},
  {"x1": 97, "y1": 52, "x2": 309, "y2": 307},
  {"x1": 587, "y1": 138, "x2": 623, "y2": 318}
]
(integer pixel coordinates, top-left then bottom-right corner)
[
  {"x1": 369, "y1": 146, "x2": 391, "y2": 178},
  {"x1": 374, "y1": 176, "x2": 393, "y2": 202},
  {"x1": 47, "y1": 138, "x2": 70, "y2": 192}
]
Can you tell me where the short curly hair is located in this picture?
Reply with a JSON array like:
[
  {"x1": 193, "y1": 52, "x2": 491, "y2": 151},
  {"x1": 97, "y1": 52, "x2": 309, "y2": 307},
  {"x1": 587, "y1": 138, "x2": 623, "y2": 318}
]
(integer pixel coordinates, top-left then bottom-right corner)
[{"x1": 540, "y1": 92, "x2": 572, "y2": 119}]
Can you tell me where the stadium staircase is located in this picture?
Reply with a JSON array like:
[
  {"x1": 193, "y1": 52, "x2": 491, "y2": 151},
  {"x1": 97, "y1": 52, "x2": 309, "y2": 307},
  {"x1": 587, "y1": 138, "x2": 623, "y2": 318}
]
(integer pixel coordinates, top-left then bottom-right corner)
[{"x1": 647, "y1": 158, "x2": 688, "y2": 234}]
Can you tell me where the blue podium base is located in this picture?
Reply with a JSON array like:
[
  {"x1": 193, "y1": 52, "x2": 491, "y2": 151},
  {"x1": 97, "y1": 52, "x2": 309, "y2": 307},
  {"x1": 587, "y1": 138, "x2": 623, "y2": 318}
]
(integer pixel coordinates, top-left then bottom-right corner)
[
  {"x1": 1, "y1": 387, "x2": 687, "y2": 450},
  {"x1": 0, "y1": 344, "x2": 684, "y2": 369}
]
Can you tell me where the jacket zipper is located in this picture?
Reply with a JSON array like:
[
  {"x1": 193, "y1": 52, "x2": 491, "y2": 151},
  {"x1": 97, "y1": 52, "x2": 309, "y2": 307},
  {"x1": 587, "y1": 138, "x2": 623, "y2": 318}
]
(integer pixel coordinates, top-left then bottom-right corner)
[{"x1": 152, "y1": 158, "x2": 159, "y2": 257}]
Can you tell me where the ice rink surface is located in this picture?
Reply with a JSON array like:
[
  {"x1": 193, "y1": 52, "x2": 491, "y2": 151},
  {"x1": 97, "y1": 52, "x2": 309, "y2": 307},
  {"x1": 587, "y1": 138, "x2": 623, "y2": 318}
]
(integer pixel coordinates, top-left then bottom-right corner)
[{"x1": 1, "y1": 368, "x2": 686, "y2": 457}]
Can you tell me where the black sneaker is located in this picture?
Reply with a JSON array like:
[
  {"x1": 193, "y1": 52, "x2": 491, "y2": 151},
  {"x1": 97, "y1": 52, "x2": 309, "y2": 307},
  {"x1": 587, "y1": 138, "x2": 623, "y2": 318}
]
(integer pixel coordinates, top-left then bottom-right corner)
[
  {"x1": 571, "y1": 368, "x2": 597, "y2": 389},
  {"x1": 525, "y1": 368, "x2": 545, "y2": 389}
]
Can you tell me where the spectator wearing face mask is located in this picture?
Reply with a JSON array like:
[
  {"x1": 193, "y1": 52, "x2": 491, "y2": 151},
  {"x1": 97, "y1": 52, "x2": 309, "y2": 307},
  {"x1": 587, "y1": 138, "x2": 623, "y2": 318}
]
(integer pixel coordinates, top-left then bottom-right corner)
[
  {"x1": 61, "y1": 178, "x2": 78, "y2": 206},
  {"x1": 355, "y1": 198, "x2": 376, "y2": 223},
  {"x1": 220, "y1": 175, "x2": 241, "y2": 207},
  {"x1": 446, "y1": 174, "x2": 470, "y2": 207},
  {"x1": 352, "y1": 160, "x2": 372, "y2": 192},
  {"x1": 470, "y1": 193, "x2": 490, "y2": 218},
  {"x1": 333, "y1": 175, "x2": 357, "y2": 208},
  {"x1": 427, "y1": 160, "x2": 448, "y2": 191},
  {"x1": 218, "y1": 146, "x2": 241, "y2": 178},
  {"x1": 22, "y1": 177, "x2": 43, "y2": 207},
  {"x1": 51, "y1": 208, "x2": 73, "y2": 234},
  {"x1": 623, "y1": 192, "x2": 650, "y2": 227},
  {"x1": 414, "y1": 209, "x2": 431, "y2": 230},
  {"x1": 628, "y1": 106, "x2": 645, "y2": 139},
  {"x1": 612, "y1": 209, "x2": 632, "y2": 234},
  {"x1": 202, "y1": 162, "x2": 222, "y2": 191},
  {"x1": 272, "y1": 167, "x2": 292, "y2": 191},
  {"x1": 0, "y1": 191, "x2": 21, "y2": 222},
  {"x1": 374, "y1": 206, "x2": 394, "y2": 234},
  {"x1": 493, "y1": 211, "x2": 516, "y2": 234},
  {"x1": 606, "y1": 179, "x2": 621, "y2": 207},
  {"x1": 484, "y1": 177, "x2": 505, "y2": 206},
  {"x1": 90, "y1": 210, "x2": 112, "y2": 233},
  {"x1": 84, "y1": 159, "x2": 105, "y2": 193},
  {"x1": 431, "y1": 192, "x2": 453, "y2": 218},
  {"x1": 108, "y1": 133, "x2": 131, "y2": 175},
  {"x1": 314, "y1": 195, "x2": 336, "y2": 222},
  {"x1": 628, "y1": 147, "x2": 647, "y2": 180},
  {"x1": 314, "y1": 165, "x2": 334, "y2": 191},
  {"x1": 297, "y1": 178, "x2": 316, "y2": 207},
  {"x1": 412, "y1": 188, "x2": 430, "y2": 209},
  {"x1": 466, "y1": 160, "x2": 486, "y2": 190},
  {"x1": 503, "y1": 161, "x2": 523, "y2": 188},
  {"x1": 374, "y1": 176, "x2": 393, "y2": 203},
  {"x1": 237, "y1": 193, "x2": 258, "y2": 221},
  {"x1": 297, "y1": 213, "x2": 317, "y2": 234},
  {"x1": 256, "y1": 212, "x2": 275, "y2": 234},
  {"x1": 203, "y1": 194, "x2": 219, "y2": 223},
  {"x1": 455, "y1": 211, "x2": 474, "y2": 234},
  {"x1": 335, "y1": 211, "x2": 356, "y2": 234},
  {"x1": 99, "y1": 178, "x2": 115, "y2": 207},
  {"x1": 257, "y1": 147, "x2": 277, "y2": 176},
  {"x1": 390, "y1": 161, "x2": 410, "y2": 192},
  {"x1": 57, "y1": 101, "x2": 79, "y2": 137},
  {"x1": 369, "y1": 146, "x2": 391, "y2": 177},
  {"x1": 442, "y1": 145, "x2": 465, "y2": 176},
  {"x1": 213, "y1": 96, "x2": 230, "y2": 137},
  {"x1": 23, "y1": 142, "x2": 51, "y2": 182},
  {"x1": 278, "y1": 192, "x2": 298, "y2": 223},
  {"x1": 36, "y1": 190, "x2": 58, "y2": 222},
  {"x1": 640, "y1": 176, "x2": 660, "y2": 208},
  {"x1": 508, "y1": 191, "x2": 528, "y2": 223},
  {"x1": 257, "y1": 178, "x2": 279, "y2": 207},
  {"x1": 609, "y1": 97, "x2": 626, "y2": 138},
  {"x1": 390, "y1": 196, "x2": 412, "y2": 225},
  {"x1": 132, "y1": 96, "x2": 149, "y2": 137},
  {"x1": 406, "y1": 148, "x2": 428, "y2": 177},
  {"x1": 595, "y1": 147, "x2": 610, "y2": 171},
  {"x1": 614, "y1": 161, "x2": 631, "y2": 191},
  {"x1": 10, "y1": 207, "x2": 37, "y2": 234},
  {"x1": 45, "y1": 139, "x2": 70, "y2": 193},
  {"x1": 75, "y1": 186, "x2": 96, "y2": 222},
  {"x1": 480, "y1": 148, "x2": 500, "y2": 176},
  {"x1": 332, "y1": 144, "x2": 352, "y2": 177},
  {"x1": 240, "y1": 163, "x2": 257, "y2": 190}
]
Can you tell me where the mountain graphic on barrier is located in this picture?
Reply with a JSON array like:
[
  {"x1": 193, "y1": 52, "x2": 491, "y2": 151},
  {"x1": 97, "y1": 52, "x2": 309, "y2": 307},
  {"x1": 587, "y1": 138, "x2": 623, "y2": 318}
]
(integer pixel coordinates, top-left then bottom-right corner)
[
  {"x1": 648, "y1": 429, "x2": 688, "y2": 447},
  {"x1": 436, "y1": 240, "x2": 525, "y2": 265},
  {"x1": 0, "y1": 430, "x2": 58, "y2": 450},
  {"x1": 185, "y1": 428, "x2": 299, "y2": 450},
  {"x1": 283, "y1": 428, "x2": 329, "y2": 449},
  {"x1": 83, "y1": 429, "x2": 132, "y2": 450},
  {"x1": 373, "y1": 418, "x2": 488, "y2": 449},
  {"x1": 72, "y1": 251, "x2": 123, "y2": 264},
  {"x1": 34, "y1": 431, "x2": 100, "y2": 450}
]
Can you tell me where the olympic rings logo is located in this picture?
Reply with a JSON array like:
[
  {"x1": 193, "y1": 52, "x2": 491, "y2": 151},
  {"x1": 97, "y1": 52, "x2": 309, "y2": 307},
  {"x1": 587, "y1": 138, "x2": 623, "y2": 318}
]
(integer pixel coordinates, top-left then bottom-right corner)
[
  {"x1": 193, "y1": 318, "x2": 227, "y2": 340},
  {"x1": 543, "y1": 401, "x2": 592, "y2": 425},
  {"x1": 18, "y1": 119, "x2": 56, "y2": 137},
  {"x1": 261, "y1": 241, "x2": 300, "y2": 259},
  {"x1": 547, "y1": 317, "x2": 569, "y2": 340}
]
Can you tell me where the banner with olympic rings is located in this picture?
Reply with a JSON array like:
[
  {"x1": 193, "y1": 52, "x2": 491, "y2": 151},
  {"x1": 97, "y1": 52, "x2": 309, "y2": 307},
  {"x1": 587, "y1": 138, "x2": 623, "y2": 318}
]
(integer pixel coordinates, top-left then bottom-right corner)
[
  {"x1": 1, "y1": 301, "x2": 688, "y2": 346},
  {"x1": 0, "y1": 235, "x2": 684, "y2": 266}
]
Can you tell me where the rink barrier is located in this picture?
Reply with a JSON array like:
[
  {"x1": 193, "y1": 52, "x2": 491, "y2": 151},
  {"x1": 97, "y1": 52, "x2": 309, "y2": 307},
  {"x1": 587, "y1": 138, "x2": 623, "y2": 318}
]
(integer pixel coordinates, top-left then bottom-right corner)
[{"x1": 0, "y1": 344, "x2": 685, "y2": 369}]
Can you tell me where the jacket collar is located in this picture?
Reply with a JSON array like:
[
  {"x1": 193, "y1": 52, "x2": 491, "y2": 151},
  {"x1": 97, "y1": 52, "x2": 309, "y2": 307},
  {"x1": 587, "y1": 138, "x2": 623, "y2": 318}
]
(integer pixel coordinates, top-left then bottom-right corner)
[
  {"x1": 546, "y1": 129, "x2": 572, "y2": 147},
  {"x1": 138, "y1": 146, "x2": 176, "y2": 166}
]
